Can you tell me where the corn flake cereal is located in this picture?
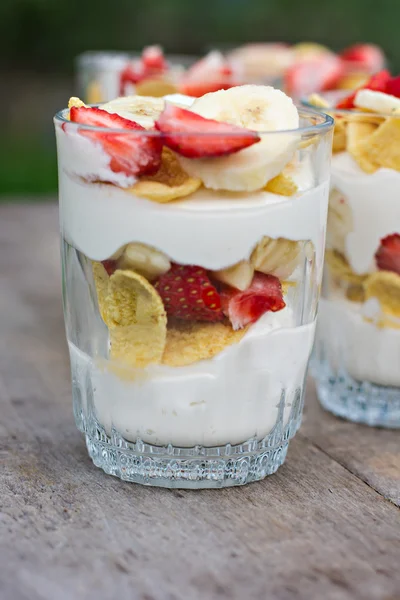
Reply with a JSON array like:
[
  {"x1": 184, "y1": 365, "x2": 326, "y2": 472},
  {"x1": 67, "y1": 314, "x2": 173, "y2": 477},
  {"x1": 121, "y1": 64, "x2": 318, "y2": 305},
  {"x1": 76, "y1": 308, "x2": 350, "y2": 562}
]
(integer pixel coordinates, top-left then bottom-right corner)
[
  {"x1": 130, "y1": 148, "x2": 202, "y2": 203},
  {"x1": 92, "y1": 261, "x2": 110, "y2": 322},
  {"x1": 364, "y1": 271, "x2": 400, "y2": 317},
  {"x1": 265, "y1": 173, "x2": 298, "y2": 196},
  {"x1": 325, "y1": 250, "x2": 368, "y2": 285},
  {"x1": 162, "y1": 320, "x2": 247, "y2": 367},
  {"x1": 360, "y1": 113, "x2": 400, "y2": 171},
  {"x1": 105, "y1": 269, "x2": 167, "y2": 367},
  {"x1": 333, "y1": 118, "x2": 347, "y2": 153},
  {"x1": 68, "y1": 97, "x2": 86, "y2": 109}
]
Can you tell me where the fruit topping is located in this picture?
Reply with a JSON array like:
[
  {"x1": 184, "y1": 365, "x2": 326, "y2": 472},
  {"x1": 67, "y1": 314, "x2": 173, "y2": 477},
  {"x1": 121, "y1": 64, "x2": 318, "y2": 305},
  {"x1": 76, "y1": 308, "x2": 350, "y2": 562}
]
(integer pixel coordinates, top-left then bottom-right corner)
[
  {"x1": 285, "y1": 54, "x2": 343, "y2": 97},
  {"x1": 154, "y1": 104, "x2": 260, "y2": 158},
  {"x1": 119, "y1": 46, "x2": 168, "y2": 95},
  {"x1": 213, "y1": 261, "x2": 255, "y2": 291},
  {"x1": 101, "y1": 259, "x2": 117, "y2": 276},
  {"x1": 336, "y1": 70, "x2": 390, "y2": 109},
  {"x1": 69, "y1": 106, "x2": 162, "y2": 177},
  {"x1": 375, "y1": 234, "x2": 400, "y2": 276},
  {"x1": 220, "y1": 272, "x2": 285, "y2": 330},
  {"x1": 155, "y1": 264, "x2": 224, "y2": 322},
  {"x1": 118, "y1": 243, "x2": 171, "y2": 280},
  {"x1": 385, "y1": 75, "x2": 400, "y2": 98},
  {"x1": 339, "y1": 44, "x2": 385, "y2": 74},
  {"x1": 180, "y1": 51, "x2": 238, "y2": 97}
]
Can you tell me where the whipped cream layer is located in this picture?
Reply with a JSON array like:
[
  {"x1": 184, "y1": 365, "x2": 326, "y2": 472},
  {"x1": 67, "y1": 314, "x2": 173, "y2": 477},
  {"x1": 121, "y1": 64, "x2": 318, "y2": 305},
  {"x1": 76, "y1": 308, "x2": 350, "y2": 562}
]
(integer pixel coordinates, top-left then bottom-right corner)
[
  {"x1": 331, "y1": 152, "x2": 400, "y2": 275},
  {"x1": 318, "y1": 295, "x2": 400, "y2": 387},
  {"x1": 70, "y1": 308, "x2": 315, "y2": 447},
  {"x1": 56, "y1": 125, "x2": 328, "y2": 270}
]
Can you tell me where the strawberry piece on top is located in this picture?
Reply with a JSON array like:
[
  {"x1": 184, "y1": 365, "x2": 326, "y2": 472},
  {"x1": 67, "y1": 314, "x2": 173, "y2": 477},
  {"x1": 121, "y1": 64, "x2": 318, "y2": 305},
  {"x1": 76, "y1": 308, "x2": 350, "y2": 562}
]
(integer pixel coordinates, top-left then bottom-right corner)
[
  {"x1": 385, "y1": 75, "x2": 400, "y2": 98},
  {"x1": 336, "y1": 69, "x2": 391, "y2": 109},
  {"x1": 375, "y1": 234, "x2": 400, "y2": 276},
  {"x1": 155, "y1": 264, "x2": 224, "y2": 322},
  {"x1": 141, "y1": 45, "x2": 168, "y2": 73},
  {"x1": 69, "y1": 106, "x2": 162, "y2": 177},
  {"x1": 220, "y1": 272, "x2": 286, "y2": 330},
  {"x1": 155, "y1": 104, "x2": 260, "y2": 158},
  {"x1": 339, "y1": 44, "x2": 385, "y2": 74},
  {"x1": 101, "y1": 259, "x2": 117, "y2": 276},
  {"x1": 285, "y1": 54, "x2": 343, "y2": 98},
  {"x1": 180, "y1": 51, "x2": 237, "y2": 97}
]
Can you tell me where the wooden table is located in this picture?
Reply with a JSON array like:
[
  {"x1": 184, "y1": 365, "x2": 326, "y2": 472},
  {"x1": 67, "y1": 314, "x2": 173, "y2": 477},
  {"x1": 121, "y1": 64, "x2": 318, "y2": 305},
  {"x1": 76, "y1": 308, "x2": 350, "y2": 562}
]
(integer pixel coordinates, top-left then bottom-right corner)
[{"x1": 1, "y1": 203, "x2": 399, "y2": 600}]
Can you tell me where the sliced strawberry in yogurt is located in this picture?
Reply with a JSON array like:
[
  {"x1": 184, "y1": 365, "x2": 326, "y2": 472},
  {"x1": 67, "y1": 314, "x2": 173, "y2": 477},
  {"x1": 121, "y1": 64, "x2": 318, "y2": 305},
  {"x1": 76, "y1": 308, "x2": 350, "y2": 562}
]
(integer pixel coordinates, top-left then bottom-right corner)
[
  {"x1": 220, "y1": 273, "x2": 286, "y2": 330},
  {"x1": 69, "y1": 106, "x2": 162, "y2": 177}
]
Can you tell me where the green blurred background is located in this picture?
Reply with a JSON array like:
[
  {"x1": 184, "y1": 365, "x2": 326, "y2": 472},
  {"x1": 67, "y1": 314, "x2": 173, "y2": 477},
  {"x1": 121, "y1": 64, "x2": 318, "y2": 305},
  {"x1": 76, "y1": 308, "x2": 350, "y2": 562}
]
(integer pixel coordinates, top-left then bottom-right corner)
[{"x1": 1, "y1": 0, "x2": 398, "y2": 198}]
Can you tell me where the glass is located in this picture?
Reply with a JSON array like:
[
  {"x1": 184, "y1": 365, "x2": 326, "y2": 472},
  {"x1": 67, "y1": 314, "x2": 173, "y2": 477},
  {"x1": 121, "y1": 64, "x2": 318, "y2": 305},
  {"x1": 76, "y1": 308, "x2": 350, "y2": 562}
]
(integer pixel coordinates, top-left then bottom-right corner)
[
  {"x1": 54, "y1": 105, "x2": 333, "y2": 487},
  {"x1": 304, "y1": 93, "x2": 400, "y2": 427},
  {"x1": 76, "y1": 51, "x2": 196, "y2": 103}
]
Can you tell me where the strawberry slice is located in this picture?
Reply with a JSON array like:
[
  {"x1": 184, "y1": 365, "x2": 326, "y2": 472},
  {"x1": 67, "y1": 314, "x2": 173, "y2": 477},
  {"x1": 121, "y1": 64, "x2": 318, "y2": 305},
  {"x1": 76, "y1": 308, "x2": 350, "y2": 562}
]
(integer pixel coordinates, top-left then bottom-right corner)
[
  {"x1": 220, "y1": 273, "x2": 286, "y2": 330},
  {"x1": 119, "y1": 63, "x2": 145, "y2": 94},
  {"x1": 385, "y1": 75, "x2": 400, "y2": 98},
  {"x1": 180, "y1": 80, "x2": 236, "y2": 97},
  {"x1": 101, "y1": 259, "x2": 117, "y2": 276},
  {"x1": 155, "y1": 104, "x2": 260, "y2": 158},
  {"x1": 285, "y1": 54, "x2": 343, "y2": 98},
  {"x1": 155, "y1": 264, "x2": 223, "y2": 322},
  {"x1": 375, "y1": 234, "x2": 400, "y2": 275},
  {"x1": 336, "y1": 69, "x2": 391, "y2": 109},
  {"x1": 141, "y1": 45, "x2": 167, "y2": 73},
  {"x1": 340, "y1": 44, "x2": 385, "y2": 74},
  {"x1": 179, "y1": 51, "x2": 238, "y2": 97},
  {"x1": 69, "y1": 106, "x2": 162, "y2": 177}
]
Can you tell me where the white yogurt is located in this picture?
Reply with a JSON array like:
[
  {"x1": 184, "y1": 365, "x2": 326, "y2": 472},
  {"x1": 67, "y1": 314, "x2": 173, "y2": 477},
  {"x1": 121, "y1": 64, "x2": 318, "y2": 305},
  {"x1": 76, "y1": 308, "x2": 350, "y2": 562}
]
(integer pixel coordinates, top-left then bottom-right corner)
[
  {"x1": 318, "y1": 295, "x2": 400, "y2": 387},
  {"x1": 331, "y1": 152, "x2": 400, "y2": 274},
  {"x1": 70, "y1": 308, "x2": 315, "y2": 447}
]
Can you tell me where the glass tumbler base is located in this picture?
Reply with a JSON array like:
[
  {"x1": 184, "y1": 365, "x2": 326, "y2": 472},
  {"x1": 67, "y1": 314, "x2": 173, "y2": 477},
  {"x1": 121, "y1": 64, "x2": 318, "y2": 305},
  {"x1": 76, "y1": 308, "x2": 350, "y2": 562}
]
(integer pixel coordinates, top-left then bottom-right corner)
[
  {"x1": 315, "y1": 361, "x2": 400, "y2": 428},
  {"x1": 83, "y1": 423, "x2": 294, "y2": 489}
]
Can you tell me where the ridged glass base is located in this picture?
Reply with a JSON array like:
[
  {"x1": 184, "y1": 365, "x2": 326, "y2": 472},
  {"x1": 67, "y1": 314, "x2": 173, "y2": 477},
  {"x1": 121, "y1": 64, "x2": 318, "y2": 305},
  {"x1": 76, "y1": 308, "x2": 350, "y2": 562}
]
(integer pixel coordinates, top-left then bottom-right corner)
[
  {"x1": 314, "y1": 360, "x2": 400, "y2": 428},
  {"x1": 84, "y1": 427, "x2": 290, "y2": 488}
]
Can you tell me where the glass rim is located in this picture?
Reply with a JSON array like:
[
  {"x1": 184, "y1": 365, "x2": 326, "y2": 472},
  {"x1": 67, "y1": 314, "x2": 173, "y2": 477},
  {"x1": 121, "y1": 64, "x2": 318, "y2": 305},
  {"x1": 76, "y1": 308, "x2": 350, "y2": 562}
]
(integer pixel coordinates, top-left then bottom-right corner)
[
  {"x1": 54, "y1": 104, "x2": 334, "y2": 136},
  {"x1": 301, "y1": 90, "x2": 397, "y2": 119}
]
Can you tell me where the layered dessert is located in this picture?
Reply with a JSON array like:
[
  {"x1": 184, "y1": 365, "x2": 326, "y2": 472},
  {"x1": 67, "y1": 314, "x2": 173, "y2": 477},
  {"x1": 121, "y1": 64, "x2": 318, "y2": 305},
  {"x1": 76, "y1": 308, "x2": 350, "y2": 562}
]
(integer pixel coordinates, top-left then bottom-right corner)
[
  {"x1": 55, "y1": 85, "x2": 332, "y2": 485},
  {"x1": 308, "y1": 72, "x2": 400, "y2": 426}
]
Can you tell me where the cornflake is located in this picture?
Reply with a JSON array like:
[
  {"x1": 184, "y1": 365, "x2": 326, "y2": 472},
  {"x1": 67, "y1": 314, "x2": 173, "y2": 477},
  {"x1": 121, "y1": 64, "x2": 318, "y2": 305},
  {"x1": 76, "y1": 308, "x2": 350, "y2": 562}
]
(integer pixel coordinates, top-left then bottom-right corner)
[{"x1": 130, "y1": 147, "x2": 202, "y2": 203}]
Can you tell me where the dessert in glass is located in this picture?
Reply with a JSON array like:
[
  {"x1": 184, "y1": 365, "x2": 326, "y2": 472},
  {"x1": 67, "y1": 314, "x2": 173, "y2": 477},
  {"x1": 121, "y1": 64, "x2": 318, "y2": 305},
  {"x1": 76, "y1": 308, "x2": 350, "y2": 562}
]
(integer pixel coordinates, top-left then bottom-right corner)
[
  {"x1": 77, "y1": 45, "x2": 241, "y2": 103},
  {"x1": 307, "y1": 71, "x2": 400, "y2": 427},
  {"x1": 54, "y1": 85, "x2": 333, "y2": 488}
]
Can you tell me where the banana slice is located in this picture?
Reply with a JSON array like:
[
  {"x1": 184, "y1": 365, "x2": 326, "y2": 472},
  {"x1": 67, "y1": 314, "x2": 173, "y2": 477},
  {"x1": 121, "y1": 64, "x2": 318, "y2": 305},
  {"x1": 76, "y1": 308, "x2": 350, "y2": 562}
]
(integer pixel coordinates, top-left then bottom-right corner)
[
  {"x1": 251, "y1": 236, "x2": 302, "y2": 279},
  {"x1": 213, "y1": 260, "x2": 254, "y2": 291},
  {"x1": 354, "y1": 90, "x2": 400, "y2": 114},
  {"x1": 326, "y1": 188, "x2": 353, "y2": 254},
  {"x1": 118, "y1": 243, "x2": 171, "y2": 280},
  {"x1": 177, "y1": 85, "x2": 299, "y2": 192},
  {"x1": 101, "y1": 95, "x2": 165, "y2": 129}
]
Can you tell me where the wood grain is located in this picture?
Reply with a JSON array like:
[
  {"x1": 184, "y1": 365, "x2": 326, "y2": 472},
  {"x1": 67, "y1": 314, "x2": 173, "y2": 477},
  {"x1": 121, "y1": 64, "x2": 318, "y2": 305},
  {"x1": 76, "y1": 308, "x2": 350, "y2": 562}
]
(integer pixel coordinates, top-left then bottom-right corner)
[{"x1": 0, "y1": 204, "x2": 399, "y2": 600}]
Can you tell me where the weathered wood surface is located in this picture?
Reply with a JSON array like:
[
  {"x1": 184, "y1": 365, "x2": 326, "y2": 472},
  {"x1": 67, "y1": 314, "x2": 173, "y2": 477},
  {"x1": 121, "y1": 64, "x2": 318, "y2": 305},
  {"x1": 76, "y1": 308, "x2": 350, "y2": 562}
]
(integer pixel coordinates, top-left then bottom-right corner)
[{"x1": 0, "y1": 203, "x2": 399, "y2": 600}]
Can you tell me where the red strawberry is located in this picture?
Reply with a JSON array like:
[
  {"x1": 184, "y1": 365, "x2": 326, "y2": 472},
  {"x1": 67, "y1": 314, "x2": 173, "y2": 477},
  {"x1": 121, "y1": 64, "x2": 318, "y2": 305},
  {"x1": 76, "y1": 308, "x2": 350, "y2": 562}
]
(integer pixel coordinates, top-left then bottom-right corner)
[
  {"x1": 119, "y1": 63, "x2": 144, "y2": 94},
  {"x1": 340, "y1": 44, "x2": 385, "y2": 74},
  {"x1": 155, "y1": 104, "x2": 260, "y2": 158},
  {"x1": 385, "y1": 75, "x2": 400, "y2": 98},
  {"x1": 375, "y1": 234, "x2": 400, "y2": 275},
  {"x1": 180, "y1": 80, "x2": 236, "y2": 97},
  {"x1": 102, "y1": 259, "x2": 117, "y2": 276},
  {"x1": 285, "y1": 54, "x2": 343, "y2": 98},
  {"x1": 69, "y1": 106, "x2": 162, "y2": 177},
  {"x1": 141, "y1": 45, "x2": 167, "y2": 73},
  {"x1": 179, "y1": 51, "x2": 238, "y2": 97},
  {"x1": 155, "y1": 264, "x2": 223, "y2": 322},
  {"x1": 336, "y1": 69, "x2": 391, "y2": 109},
  {"x1": 220, "y1": 273, "x2": 286, "y2": 330}
]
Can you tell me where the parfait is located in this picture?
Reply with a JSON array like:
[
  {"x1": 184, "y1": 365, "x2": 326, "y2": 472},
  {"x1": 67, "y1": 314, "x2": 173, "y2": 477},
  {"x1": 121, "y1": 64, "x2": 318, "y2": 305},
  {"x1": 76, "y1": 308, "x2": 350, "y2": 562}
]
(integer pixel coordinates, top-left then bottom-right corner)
[
  {"x1": 308, "y1": 71, "x2": 400, "y2": 427},
  {"x1": 55, "y1": 85, "x2": 332, "y2": 487}
]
